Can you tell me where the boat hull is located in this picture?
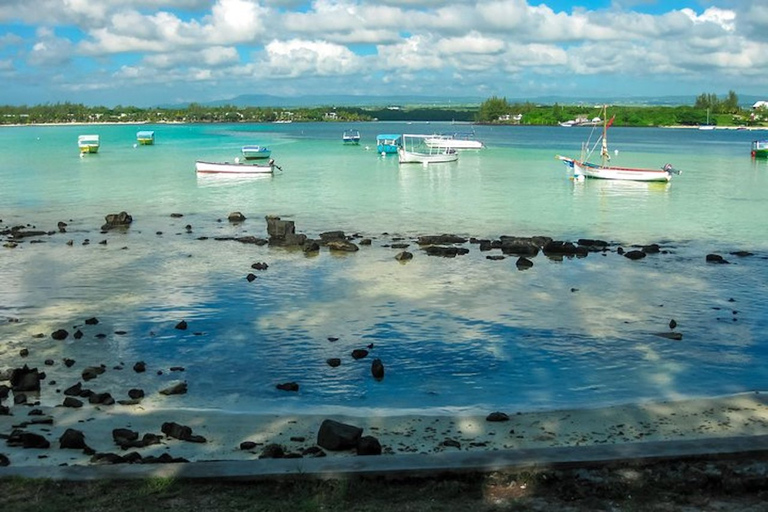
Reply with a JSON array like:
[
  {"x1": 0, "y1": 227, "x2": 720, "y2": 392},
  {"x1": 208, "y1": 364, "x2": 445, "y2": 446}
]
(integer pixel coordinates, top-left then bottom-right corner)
[
  {"x1": 751, "y1": 141, "x2": 768, "y2": 159},
  {"x1": 558, "y1": 156, "x2": 673, "y2": 182},
  {"x1": 195, "y1": 160, "x2": 274, "y2": 174},
  {"x1": 424, "y1": 137, "x2": 484, "y2": 150},
  {"x1": 241, "y1": 146, "x2": 271, "y2": 160},
  {"x1": 78, "y1": 135, "x2": 100, "y2": 154},
  {"x1": 398, "y1": 147, "x2": 458, "y2": 164}
]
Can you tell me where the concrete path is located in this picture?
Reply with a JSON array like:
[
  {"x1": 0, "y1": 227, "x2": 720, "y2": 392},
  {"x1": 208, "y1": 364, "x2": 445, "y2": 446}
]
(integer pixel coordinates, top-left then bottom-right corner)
[{"x1": 2, "y1": 434, "x2": 768, "y2": 481}]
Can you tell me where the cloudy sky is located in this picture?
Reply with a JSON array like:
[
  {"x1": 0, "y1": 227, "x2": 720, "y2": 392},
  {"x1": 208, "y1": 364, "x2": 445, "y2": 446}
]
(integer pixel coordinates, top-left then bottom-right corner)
[{"x1": 0, "y1": 0, "x2": 766, "y2": 107}]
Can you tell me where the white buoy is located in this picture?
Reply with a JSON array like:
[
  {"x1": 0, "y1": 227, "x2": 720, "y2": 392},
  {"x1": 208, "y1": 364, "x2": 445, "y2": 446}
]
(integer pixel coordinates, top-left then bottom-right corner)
[{"x1": 614, "y1": 149, "x2": 619, "y2": 156}]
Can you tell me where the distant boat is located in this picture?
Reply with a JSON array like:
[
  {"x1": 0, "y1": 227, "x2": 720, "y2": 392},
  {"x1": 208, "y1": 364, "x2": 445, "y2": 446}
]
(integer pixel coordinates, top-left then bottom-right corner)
[
  {"x1": 376, "y1": 134, "x2": 401, "y2": 155},
  {"x1": 195, "y1": 159, "x2": 277, "y2": 175},
  {"x1": 556, "y1": 105, "x2": 680, "y2": 182},
  {"x1": 241, "y1": 145, "x2": 271, "y2": 160},
  {"x1": 136, "y1": 131, "x2": 155, "y2": 145},
  {"x1": 425, "y1": 132, "x2": 484, "y2": 150},
  {"x1": 342, "y1": 129, "x2": 361, "y2": 144},
  {"x1": 751, "y1": 140, "x2": 768, "y2": 159},
  {"x1": 699, "y1": 108, "x2": 716, "y2": 130},
  {"x1": 78, "y1": 135, "x2": 100, "y2": 154},
  {"x1": 398, "y1": 134, "x2": 458, "y2": 164}
]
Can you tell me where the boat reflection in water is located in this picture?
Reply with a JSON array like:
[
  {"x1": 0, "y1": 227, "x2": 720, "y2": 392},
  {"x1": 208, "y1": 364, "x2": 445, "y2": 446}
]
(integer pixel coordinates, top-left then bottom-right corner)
[{"x1": 195, "y1": 172, "x2": 273, "y2": 188}]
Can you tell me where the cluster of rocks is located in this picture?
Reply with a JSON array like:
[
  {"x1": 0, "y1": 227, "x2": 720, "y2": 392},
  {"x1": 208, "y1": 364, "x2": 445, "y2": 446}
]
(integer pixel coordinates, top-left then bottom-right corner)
[{"x1": 2, "y1": 211, "x2": 760, "y2": 274}]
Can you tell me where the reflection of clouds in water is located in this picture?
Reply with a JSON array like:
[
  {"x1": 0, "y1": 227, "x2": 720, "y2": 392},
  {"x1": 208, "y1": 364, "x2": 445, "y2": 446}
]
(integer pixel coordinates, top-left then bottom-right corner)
[{"x1": 1, "y1": 223, "x2": 767, "y2": 413}]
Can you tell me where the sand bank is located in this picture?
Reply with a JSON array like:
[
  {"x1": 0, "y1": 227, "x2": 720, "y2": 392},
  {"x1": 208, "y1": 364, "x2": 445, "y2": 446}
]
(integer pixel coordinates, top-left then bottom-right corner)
[{"x1": 2, "y1": 392, "x2": 768, "y2": 469}]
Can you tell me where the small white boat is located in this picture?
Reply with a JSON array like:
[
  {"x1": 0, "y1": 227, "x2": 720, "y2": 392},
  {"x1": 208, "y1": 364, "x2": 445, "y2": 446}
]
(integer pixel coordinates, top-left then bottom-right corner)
[
  {"x1": 241, "y1": 145, "x2": 271, "y2": 160},
  {"x1": 78, "y1": 134, "x2": 100, "y2": 154},
  {"x1": 556, "y1": 105, "x2": 679, "y2": 183},
  {"x1": 557, "y1": 157, "x2": 678, "y2": 182},
  {"x1": 195, "y1": 159, "x2": 277, "y2": 175},
  {"x1": 398, "y1": 134, "x2": 458, "y2": 164},
  {"x1": 136, "y1": 131, "x2": 155, "y2": 145},
  {"x1": 425, "y1": 133, "x2": 484, "y2": 150},
  {"x1": 342, "y1": 129, "x2": 361, "y2": 144}
]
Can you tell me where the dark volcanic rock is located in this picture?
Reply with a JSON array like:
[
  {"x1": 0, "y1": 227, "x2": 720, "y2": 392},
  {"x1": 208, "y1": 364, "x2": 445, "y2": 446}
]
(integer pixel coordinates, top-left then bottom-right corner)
[
  {"x1": 486, "y1": 411, "x2": 510, "y2": 422},
  {"x1": 577, "y1": 239, "x2": 609, "y2": 251},
  {"x1": 161, "y1": 422, "x2": 206, "y2": 443},
  {"x1": 499, "y1": 236, "x2": 549, "y2": 256},
  {"x1": 371, "y1": 358, "x2": 385, "y2": 381},
  {"x1": 351, "y1": 349, "x2": 369, "y2": 360},
  {"x1": 6, "y1": 430, "x2": 50, "y2": 449},
  {"x1": 423, "y1": 246, "x2": 469, "y2": 257},
  {"x1": 81, "y1": 366, "x2": 105, "y2": 381},
  {"x1": 326, "y1": 358, "x2": 342, "y2": 367},
  {"x1": 266, "y1": 216, "x2": 307, "y2": 247},
  {"x1": 159, "y1": 382, "x2": 187, "y2": 395},
  {"x1": 516, "y1": 257, "x2": 534, "y2": 270},
  {"x1": 276, "y1": 382, "x2": 299, "y2": 392},
  {"x1": 234, "y1": 236, "x2": 267, "y2": 245},
  {"x1": 417, "y1": 234, "x2": 467, "y2": 245},
  {"x1": 175, "y1": 320, "x2": 188, "y2": 330},
  {"x1": 133, "y1": 361, "x2": 146, "y2": 373},
  {"x1": 51, "y1": 329, "x2": 69, "y2": 340},
  {"x1": 357, "y1": 435, "x2": 382, "y2": 456},
  {"x1": 259, "y1": 443, "x2": 285, "y2": 459},
  {"x1": 624, "y1": 250, "x2": 647, "y2": 260},
  {"x1": 706, "y1": 253, "x2": 730, "y2": 264},
  {"x1": 543, "y1": 240, "x2": 586, "y2": 257},
  {"x1": 10, "y1": 365, "x2": 42, "y2": 392},
  {"x1": 63, "y1": 382, "x2": 83, "y2": 396},
  {"x1": 395, "y1": 251, "x2": 413, "y2": 261},
  {"x1": 59, "y1": 428, "x2": 88, "y2": 449},
  {"x1": 327, "y1": 240, "x2": 359, "y2": 252},
  {"x1": 317, "y1": 419, "x2": 363, "y2": 451},
  {"x1": 63, "y1": 397, "x2": 84, "y2": 408},
  {"x1": 102, "y1": 211, "x2": 133, "y2": 231}
]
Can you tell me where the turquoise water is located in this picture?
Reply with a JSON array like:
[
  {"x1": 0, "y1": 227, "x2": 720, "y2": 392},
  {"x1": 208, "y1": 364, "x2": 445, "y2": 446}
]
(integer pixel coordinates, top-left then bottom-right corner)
[{"x1": 1, "y1": 122, "x2": 767, "y2": 415}]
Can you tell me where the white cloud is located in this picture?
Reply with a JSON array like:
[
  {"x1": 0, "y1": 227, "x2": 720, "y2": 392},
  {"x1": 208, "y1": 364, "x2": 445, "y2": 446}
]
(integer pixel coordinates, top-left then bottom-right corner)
[
  {"x1": 79, "y1": 1, "x2": 269, "y2": 55},
  {"x1": 3, "y1": 1, "x2": 768, "y2": 105},
  {"x1": 143, "y1": 46, "x2": 240, "y2": 68},
  {"x1": 28, "y1": 27, "x2": 73, "y2": 67},
  {"x1": 258, "y1": 39, "x2": 363, "y2": 77}
]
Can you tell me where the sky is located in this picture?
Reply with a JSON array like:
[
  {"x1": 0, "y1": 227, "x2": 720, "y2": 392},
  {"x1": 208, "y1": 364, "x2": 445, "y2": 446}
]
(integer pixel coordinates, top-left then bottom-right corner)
[{"x1": 0, "y1": 0, "x2": 766, "y2": 107}]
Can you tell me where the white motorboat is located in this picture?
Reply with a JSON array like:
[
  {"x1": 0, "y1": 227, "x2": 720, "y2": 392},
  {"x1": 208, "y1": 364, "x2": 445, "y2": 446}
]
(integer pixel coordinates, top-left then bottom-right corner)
[
  {"x1": 241, "y1": 145, "x2": 271, "y2": 160},
  {"x1": 398, "y1": 134, "x2": 458, "y2": 164},
  {"x1": 424, "y1": 132, "x2": 484, "y2": 150},
  {"x1": 195, "y1": 159, "x2": 277, "y2": 174}
]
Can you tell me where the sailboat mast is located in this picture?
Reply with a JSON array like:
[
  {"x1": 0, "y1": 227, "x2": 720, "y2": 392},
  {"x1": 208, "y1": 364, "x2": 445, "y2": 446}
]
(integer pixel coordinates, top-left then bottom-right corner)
[{"x1": 600, "y1": 105, "x2": 609, "y2": 166}]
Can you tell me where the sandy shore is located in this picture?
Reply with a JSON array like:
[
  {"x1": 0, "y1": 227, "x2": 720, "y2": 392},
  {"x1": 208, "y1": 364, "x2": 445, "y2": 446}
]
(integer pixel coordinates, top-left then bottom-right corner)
[{"x1": 2, "y1": 392, "x2": 768, "y2": 468}]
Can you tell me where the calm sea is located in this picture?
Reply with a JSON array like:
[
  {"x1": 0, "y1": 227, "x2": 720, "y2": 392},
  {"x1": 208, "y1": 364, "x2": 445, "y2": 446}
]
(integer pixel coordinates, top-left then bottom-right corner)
[{"x1": 1, "y1": 121, "x2": 767, "y2": 415}]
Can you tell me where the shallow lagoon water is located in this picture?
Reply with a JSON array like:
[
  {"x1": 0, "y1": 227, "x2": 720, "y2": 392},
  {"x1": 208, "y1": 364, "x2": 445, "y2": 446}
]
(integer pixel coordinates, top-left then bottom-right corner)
[{"x1": 1, "y1": 121, "x2": 767, "y2": 415}]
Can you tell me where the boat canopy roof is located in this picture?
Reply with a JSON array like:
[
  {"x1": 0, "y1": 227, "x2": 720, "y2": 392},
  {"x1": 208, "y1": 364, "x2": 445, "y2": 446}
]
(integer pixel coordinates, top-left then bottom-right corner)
[
  {"x1": 377, "y1": 134, "x2": 401, "y2": 140},
  {"x1": 78, "y1": 134, "x2": 99, "y2": 141},
  {"x1": 136, "y1": 130, "x2": 155, "y2": 137}
]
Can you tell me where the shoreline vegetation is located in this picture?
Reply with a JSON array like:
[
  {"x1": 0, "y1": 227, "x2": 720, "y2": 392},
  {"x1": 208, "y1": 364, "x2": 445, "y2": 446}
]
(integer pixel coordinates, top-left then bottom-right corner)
[{"x1": 2, "y1": 91, "x2": 767, "y2": 128}]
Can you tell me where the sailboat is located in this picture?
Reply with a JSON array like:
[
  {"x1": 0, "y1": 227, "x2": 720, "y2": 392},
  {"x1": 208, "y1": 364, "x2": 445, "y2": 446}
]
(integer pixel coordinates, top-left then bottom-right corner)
[
  {"x1": 699, "y1": 108, "x2": 715, "y2": 130},
  {"x1": 556, "y1": 105, "x2": 680, "y2": 182}
]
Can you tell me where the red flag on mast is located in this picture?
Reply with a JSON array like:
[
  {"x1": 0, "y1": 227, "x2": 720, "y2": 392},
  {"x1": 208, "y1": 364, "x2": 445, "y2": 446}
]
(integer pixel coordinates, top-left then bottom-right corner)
[{"x1": 606, "y1": 115, "x2": 616, "y2": 128}]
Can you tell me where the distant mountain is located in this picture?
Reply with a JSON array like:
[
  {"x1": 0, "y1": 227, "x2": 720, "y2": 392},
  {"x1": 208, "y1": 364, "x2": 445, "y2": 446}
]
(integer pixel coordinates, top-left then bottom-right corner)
[
  {"x1": 203, "y1": 94, "x2": 486, "y2": 108},
  {"x1": 165, "y1": 93, "x2": 766, "y2": 109}
]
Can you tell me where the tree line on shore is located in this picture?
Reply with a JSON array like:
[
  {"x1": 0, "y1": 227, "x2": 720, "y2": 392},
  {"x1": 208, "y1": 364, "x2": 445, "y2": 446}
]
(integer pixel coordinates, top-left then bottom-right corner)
[{"x1": 1, "y1": 91, "x2": 763, "y2": 127}]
